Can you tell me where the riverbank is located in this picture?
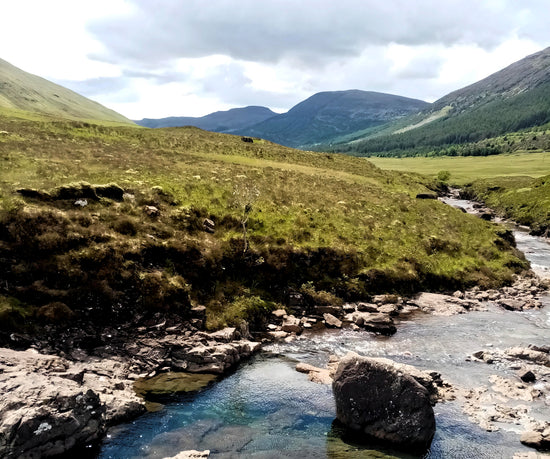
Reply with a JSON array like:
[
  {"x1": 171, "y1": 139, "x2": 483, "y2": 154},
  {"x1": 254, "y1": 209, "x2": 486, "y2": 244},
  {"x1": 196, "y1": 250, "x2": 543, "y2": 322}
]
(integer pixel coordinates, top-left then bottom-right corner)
[{"x1": 1, "y1": 268, "x2": 547, "y2": 458}]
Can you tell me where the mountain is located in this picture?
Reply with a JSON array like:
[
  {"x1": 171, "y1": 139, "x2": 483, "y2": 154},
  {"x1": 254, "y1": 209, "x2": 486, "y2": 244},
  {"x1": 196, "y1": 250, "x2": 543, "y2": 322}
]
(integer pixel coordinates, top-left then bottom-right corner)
[
  {"x1": 342, "y1": 47, "x2": 550, "y2": 157},
  {"x1": 239, "y1": 90, "x2": 429, "y2": 148},
  {"x1": 137, "y1": 90, "x2": 429, "y2": 149},
  {"x1": 0, "y1": 57, "x2": 133, "y2": 124},
  {"x1": 136, "y1": 106, "x2": 277, "y2": 131}
]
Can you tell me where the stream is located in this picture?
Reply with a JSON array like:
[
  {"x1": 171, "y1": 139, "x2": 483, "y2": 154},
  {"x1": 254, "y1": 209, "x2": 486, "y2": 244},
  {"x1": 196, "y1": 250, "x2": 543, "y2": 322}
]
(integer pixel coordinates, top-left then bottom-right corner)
[{"x1": 97, "y1": 198, "x2": 550, "y2": 458}]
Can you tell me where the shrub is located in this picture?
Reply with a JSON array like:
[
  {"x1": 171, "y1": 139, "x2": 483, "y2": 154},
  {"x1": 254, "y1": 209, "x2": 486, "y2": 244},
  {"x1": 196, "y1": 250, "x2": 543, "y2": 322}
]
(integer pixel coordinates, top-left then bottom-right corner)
[
  {"x1": 112, "y1": 216, "x2": 138, "y2": 236},
  {"x1": 36, "y1": 302, "x2": 75, "y2": 323},
  {"x1": 299, "y1": 282, "x2": 343, "y2": 307},
  {"x1": 207, "y1": 294, "x2": 278, "y2": 330},
  {"x1": 437, "y1": 170, "x2": 451, "y2": 182}
]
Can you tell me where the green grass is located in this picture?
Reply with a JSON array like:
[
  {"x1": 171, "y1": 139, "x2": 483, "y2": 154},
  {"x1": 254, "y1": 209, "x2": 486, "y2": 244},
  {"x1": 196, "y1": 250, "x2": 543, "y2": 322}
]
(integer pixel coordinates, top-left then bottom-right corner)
[
  {"x1": 368, "y1": 151, "x2": 550, "y2": 185},
  {"x1": 0, "y1": 114, "x2": 528, "y2": 334}
]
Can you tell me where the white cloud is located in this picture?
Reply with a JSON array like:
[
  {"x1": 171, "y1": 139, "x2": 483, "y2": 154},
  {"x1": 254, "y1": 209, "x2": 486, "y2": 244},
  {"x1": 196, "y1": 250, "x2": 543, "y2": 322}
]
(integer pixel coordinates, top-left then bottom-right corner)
[{"x1": 1, "y1": 0, "x2": 549, "y2": 118}]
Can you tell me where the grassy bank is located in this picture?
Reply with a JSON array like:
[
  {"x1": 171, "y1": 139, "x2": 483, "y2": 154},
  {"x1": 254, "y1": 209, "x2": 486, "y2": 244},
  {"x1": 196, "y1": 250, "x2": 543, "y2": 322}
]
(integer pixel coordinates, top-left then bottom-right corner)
[
  {"x1": 0, "y1": 114, "x2": 528, "y2": 336},
  {"x1": 462, "y1": 175, "x2": 550, "y2": 236}
]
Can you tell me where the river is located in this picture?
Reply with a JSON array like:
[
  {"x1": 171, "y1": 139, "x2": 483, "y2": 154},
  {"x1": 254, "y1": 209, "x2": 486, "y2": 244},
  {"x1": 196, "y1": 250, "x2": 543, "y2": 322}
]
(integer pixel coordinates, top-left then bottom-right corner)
[{"x1": 97, "y1": 198, "x2": 550, "y2": 458}]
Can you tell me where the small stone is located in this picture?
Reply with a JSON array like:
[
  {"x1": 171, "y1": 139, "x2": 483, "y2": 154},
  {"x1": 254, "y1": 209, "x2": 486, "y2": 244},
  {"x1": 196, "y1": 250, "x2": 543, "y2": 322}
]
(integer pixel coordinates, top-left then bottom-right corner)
[
  {"x1": 203, "y1": 218, "x2": 215, "y2": 233},
  {"x1": 143, "y1": 205, "x2": 160, "y2": 217},
  {"x1": 519, "y1": 370, "x2": 536, "y2": 383}
]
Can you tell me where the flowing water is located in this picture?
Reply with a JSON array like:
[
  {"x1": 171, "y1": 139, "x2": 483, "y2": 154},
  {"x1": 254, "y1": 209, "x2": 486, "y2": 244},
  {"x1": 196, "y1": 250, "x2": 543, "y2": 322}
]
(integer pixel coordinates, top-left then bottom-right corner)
[{"x1": 98, "y1": 199, "x2": 550, "y2": 458}]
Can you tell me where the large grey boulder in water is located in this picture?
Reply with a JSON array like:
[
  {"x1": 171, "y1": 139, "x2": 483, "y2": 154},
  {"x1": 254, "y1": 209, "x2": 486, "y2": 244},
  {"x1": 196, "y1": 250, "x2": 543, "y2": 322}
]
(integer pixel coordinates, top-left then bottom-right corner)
[{"x1": 332, "y1": 353, "x2": 436, "y2": 452}]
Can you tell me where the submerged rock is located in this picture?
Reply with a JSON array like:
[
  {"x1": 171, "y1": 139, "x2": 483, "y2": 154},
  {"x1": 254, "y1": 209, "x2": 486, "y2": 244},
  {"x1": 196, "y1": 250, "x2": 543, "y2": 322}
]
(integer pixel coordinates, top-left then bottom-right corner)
[
  {"x1": 332, "y1": 353, "x2": 436, "y2": 452},
  {"x1": 165, "y1": 451, "x2": 210, "y2": 458}
]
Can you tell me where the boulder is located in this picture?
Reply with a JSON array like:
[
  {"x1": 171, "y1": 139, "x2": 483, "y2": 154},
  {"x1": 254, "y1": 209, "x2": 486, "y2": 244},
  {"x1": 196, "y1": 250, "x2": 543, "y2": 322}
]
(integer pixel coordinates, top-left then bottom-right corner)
[
  {"x1": 332, "y1": 353, "x2": 436, "y2": 452},
  {"x1": 271, "y1": 309, "x2": 287, "y2": 321},
  {"x1": 415, "y1": 192, "x2": 437, "y2": 200},
  {"x1": 499, "y1": 298, "x2": 525, "y2": 311},
  {"x1": 323, "y1": 313, "x2": 342, "y2": 328},
  {"x1": 281, "y1": 315, "x2": 302, "y2": 334},
  {"x1": 356, "y1": 302, "x2": 378, "y2": 313},
  {"x1": 348, "y1": 312, "x2": 396, "y2": 335},
  {"x1": 296, "y1": 362, "x2": 333, "y2": 385}
]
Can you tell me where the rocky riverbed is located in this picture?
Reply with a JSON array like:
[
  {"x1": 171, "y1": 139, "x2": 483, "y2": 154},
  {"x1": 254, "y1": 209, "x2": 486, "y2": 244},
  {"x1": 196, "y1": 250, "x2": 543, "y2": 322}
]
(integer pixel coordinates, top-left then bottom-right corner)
[{"x1": 1, "y1": 270, "x2": 546, "y2": 458}]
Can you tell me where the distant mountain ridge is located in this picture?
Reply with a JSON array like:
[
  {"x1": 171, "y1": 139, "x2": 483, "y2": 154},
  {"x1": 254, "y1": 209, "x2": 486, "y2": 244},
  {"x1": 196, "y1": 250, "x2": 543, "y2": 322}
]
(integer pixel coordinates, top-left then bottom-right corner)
[
  {"x1": 0, "y1": 58, "x2": 133, "y2": 124},
  {"x1": 136, "y1": 106, "x2": 277, "y2": 131},
  {"x1": 341, "y1": 46, "x2": 550, "y2": 156},
  {"x1": 241, "y1": 90, "x2": 429, "y2": 148},
  {"x1": 138, "y1": 90, "x2": 429, "y2": 149}
]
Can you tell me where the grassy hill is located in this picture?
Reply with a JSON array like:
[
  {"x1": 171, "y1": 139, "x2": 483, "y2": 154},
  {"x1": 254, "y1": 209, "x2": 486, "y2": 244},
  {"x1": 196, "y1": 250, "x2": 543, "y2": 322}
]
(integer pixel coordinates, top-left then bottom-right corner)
[
  {"x1": 0, "y1": 58, "x2": 133, "y2": 124},
  {"x1": 0, "y1": 113, "x2": 527, "y2": 336},
  {"x1": 335, "y1": 47, "x2": 550, "y2": 157}
]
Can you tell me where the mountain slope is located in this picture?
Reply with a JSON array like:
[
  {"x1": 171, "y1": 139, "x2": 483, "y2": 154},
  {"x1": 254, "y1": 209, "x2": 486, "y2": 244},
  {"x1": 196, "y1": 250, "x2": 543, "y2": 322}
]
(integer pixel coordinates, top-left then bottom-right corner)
[
  {"x1": 241, "y1": 90, "x2": 429, "y2": 148},
  {"x1": 136, "y1": 105, "x2": 277, "y2": 131},
  {"x1": 0, "y1": 58, "x2": 133, "y2": 124},
  {"x1": 341, "y1": 47, "x2": 550, "y2": 157}
]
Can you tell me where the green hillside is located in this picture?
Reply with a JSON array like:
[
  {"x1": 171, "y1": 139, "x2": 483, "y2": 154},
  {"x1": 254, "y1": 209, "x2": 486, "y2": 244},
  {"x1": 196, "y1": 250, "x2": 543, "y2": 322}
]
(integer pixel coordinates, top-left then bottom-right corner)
[
  {"x1": 342, "y1": 82, "x2": 550, "y2": 157},
  {"x1": 0, "y1": 58, "x2": 133, "y2": 124},
  {"x1": 0, "y1": 114, "x2": 526, "y2": 336},
  {"x1": 334, "y1": 47, "x2": 550, "y2": 157}
]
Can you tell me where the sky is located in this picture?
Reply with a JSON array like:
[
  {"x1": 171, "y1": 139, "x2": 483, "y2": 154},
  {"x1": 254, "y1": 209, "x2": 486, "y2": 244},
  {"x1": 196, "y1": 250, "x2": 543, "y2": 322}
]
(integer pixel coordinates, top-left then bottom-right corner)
[{"x1": 1, "y1": 0, "x2": 549, "y2": 120}]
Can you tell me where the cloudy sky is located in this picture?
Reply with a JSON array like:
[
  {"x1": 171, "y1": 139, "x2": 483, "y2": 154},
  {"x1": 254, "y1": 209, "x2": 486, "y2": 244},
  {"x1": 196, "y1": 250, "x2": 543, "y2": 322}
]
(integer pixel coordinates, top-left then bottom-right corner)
[{"x1": 2, "y1": 0, "x2": 549, "y2": 119}]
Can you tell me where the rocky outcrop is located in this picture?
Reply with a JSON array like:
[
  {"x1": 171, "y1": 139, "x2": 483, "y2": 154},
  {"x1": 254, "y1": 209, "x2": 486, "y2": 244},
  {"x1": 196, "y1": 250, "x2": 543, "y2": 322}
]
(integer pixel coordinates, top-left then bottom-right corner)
[
  {"x1": 0, "y1": 326, "x2": 261, "y2": 458},
  {"x1": 332, "y1": 353, "x2": 436, "y2": 452},
  {"x1": 0, "y1": 349, "x2": 111, "y2": 458}
]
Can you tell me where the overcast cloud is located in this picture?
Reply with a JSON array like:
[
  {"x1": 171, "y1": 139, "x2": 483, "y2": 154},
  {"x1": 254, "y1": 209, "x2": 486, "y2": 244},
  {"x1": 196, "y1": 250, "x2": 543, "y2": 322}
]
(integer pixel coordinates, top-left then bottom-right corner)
[{"x1": 1, "y1": 0, "x2": 549, "y2": 118}]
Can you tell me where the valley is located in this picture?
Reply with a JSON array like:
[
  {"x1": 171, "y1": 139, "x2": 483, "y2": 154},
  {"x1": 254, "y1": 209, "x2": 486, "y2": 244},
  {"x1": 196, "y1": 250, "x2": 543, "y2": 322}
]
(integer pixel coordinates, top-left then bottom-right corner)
[{"x1": 1, "y1": 42, "x2": 550, "y2": 458}]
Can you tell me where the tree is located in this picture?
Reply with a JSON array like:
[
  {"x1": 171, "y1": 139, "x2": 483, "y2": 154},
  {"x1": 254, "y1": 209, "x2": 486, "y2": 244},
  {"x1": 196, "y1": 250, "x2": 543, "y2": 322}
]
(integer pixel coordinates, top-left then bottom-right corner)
[{"x1": 232, "y1": 180, "x2": 260, "y2": 253}]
